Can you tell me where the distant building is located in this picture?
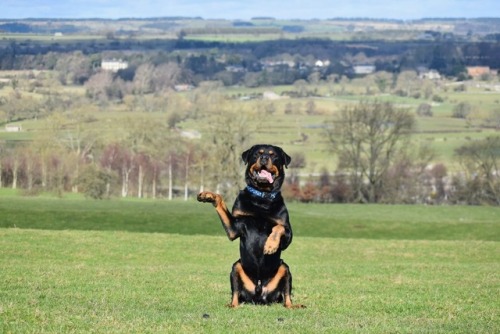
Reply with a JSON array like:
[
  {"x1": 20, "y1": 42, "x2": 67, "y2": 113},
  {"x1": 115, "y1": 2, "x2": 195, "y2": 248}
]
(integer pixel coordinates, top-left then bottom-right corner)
[
  {"x1": 263, "y1": 91, "x2": 287, "y2": 100},
  {"x1": 179, "y1": 129, "x2": 201, "y2": 139},
  {"x1": 5, "y1": 125, "x2": 22, "y2": 132},
  {"x1": 315, "y1": 60, "x2": 331, "y2": 67},
  {"x1": 225, "y1": 65, "x2": 246, "y2": 73},
  {"x1": 261, "y1": 60, "x2": 295, "y2": 69},
  {"x1": 353, "y1": 65, "x2": 376, "y2": 75},
  {"x1": 101, "y1": 59, "x2": 129, "y2": 72},
  {"x1": 174, "y1": 84, "x2": 194, "y2": 92},
  {"x1": 467, "y1": 66, "x2": 491, "y2": 78},
  {"x1": 419, "y1": 69, "x2": 441, "y2": 80}
]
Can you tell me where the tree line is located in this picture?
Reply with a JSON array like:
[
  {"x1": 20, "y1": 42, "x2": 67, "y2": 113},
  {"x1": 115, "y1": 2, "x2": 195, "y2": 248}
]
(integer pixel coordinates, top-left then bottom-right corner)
[
  {"x1": 1, "y1": 100, "x2": 499, "y2": 205},
  {"x1": 2, "y1": 38, "x2": 500, "y2": 82}
]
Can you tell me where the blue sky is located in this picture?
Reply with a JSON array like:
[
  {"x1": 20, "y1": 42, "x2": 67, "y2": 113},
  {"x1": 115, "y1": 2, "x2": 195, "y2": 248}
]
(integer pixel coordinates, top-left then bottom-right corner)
[{"x1": 1, "y1": 0, "x2": 499, "y2": 20}]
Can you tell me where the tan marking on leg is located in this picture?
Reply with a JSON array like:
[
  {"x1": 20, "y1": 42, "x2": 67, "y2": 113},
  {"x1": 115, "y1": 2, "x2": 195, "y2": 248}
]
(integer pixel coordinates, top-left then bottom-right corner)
[
  {"x1": 198, "y1": 191, "x2": 237, "y2": 240},
  {"x1": 272, "y1": 218, "x2": 286, "y2": 226},
  {"x1": 264, "y1": 225, "x2": 285, "y2": 254},
  {"x1": 285, "y1": 294, "x2": 306, "y2": 309},
  {"x1": 230, "y1": 292, "x2": 240, "y2": 308},
  {"x1": 262, "y1": 265, "x2": 287, "y2": 294},
  {"x1": 232, "y1": 209, "x2": 254, "y2": 219},
  {"x1": 262, "y1": 264, "x2": 306, "y2": 309},
  {"x1": 213, "y1": 199, "x2": 237, "y2": 239},
  {"x1": 284, "y1": 294, "x2": 294, "y2": 308},
  {"x1": 235, "y1": 262, "x2": 256, "y2": 292}
]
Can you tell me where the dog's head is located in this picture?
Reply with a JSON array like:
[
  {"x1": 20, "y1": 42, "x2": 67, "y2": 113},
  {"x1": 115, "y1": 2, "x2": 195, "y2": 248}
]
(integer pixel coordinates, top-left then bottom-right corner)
[{"x1": 242, "y1": 144, "x2": 291, "y2": 192}]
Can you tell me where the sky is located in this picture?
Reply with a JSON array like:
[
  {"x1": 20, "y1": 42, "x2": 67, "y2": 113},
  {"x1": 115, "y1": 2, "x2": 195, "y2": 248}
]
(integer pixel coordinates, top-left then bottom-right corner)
[{"x1": 1, "y1": 0, "x2": 499, "y2": 20}]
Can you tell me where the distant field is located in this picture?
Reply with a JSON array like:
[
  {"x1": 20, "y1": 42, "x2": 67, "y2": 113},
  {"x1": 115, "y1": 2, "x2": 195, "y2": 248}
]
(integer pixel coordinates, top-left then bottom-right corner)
[
  {"x1": 0, "y1": 194, "x2": 498, "y2": 333},
  {"x1": 1, "y1": 69, "x2": 499, "y2": 172}
]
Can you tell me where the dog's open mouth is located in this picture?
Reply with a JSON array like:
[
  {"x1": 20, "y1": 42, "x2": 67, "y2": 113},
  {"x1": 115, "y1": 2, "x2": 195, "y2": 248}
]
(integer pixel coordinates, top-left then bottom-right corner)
[
  {"x1": 253, "y1": 168, "x2": 275, "y2": 184},
  {"x1": 255, "y1": 168, "x2": 274, "y2": 184}
]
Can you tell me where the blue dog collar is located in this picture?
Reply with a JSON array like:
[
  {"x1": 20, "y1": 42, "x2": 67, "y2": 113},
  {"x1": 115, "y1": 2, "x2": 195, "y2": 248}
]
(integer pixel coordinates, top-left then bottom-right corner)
[{"x1": 245, "y1": 185, "x2": 279, "y2": 200}]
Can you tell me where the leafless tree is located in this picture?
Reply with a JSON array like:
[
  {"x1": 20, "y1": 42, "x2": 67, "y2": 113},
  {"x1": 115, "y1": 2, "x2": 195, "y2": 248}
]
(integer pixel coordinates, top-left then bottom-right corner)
[
  {"x1": 85, "y1": 70, "x2": 114, "y2": 103},
  {"x1": 54, "y1": 51, "x2": 92, "y2": 85},
  {"x1": 326, "y1": 100, "x2": 415, "y2": 203},
  {"x1": 133, "y1": 63, "x2": 155, "y2": 95},
  {"x1": 455, "y1": 136, "x2": 500, "y2": 205},
  {"x1": 202, "y1": 103, "x2": 255, "y2": 201},
  {"x1": 395, "y1": 70, "x2": 419, "y2": 97},
  {"x1": 152, "y1": 62, "x2": 182, "y2": 93}
]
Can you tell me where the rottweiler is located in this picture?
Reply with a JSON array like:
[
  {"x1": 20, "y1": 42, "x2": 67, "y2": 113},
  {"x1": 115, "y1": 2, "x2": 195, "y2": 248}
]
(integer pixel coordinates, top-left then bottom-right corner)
[{"x1": 197, "y1": 144, "x2": 304, "y2": 308}]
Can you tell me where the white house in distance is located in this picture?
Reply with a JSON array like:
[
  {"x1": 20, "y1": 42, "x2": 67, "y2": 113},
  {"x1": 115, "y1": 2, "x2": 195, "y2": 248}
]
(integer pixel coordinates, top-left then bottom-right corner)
[
  {"x1": 315, "y1": 59, "x2": 331, "y2": 67},
  {"x1": 5, "y1": 125, "x2": 22, "y2": 132},
  {"x1": 353, "y1": 65, "x2": 376, "y2": 75},
  {"x1": 420, "y1": 69, "x2": 442, "y2": 80},
  {"x1": 101, "y1": 59, "x2": 129, "y2": 72}
]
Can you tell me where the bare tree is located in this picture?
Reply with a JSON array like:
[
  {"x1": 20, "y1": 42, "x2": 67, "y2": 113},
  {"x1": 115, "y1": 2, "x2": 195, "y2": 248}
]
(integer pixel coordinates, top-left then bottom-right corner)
[
  {"x1": 125, "y1": 116, "x2": 164, "y2": 198},
  {"x1": 133, "y1": 63, "x2": 155, "y2": 95},
  {"x1": 455, "y1": 136, "x2": 500, "y2": 205},
  {"x1": 85, "y1": 70, "x2": 114, "y2": 103},
  {"x1": 373, "y1": 71, "x2": 394, "y2": 93},
  {"x1": 395, "y1": 70, "x2": 419, "y2": 97},
  {"x1": 152, "y1": 62, "x2": 182, "y2": 93},
  {"x1": 54, "y1": 51, "x2": 92, "y2": 85},
  {"x1": 326, "y1": 100, "x2": 415, "y2": 203},
  {"x1": 203, "y1": 105, "x2": 255, "y2": 201}
]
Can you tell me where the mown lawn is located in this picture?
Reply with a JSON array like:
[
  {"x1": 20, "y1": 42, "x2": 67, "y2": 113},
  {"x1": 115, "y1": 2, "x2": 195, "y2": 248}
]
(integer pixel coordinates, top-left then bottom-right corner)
[
  {"x1": 0, "y1": 196, "x2": 499, "y2": 333},
  {"x1": 0, "y1": 195, "x2": 498, "y2": 241}
]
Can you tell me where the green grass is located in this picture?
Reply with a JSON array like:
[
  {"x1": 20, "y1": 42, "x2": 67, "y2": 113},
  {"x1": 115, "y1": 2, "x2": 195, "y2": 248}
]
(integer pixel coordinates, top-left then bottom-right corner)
[
  {"x1": 0, "y1": 195, "x2": 499, "y2": 332},
  {"x1": 1, "y1": 228, "x2": 498, "y2": 333},
  {"x1": 0, "y1": 195, "x2": 498, "y2": 241}
]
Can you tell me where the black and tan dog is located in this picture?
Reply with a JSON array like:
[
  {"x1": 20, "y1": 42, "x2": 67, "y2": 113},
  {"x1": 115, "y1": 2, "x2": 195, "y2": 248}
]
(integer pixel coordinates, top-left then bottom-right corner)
[{"x1": 197, "y1": 144, "x2": 303, "y2": 308}]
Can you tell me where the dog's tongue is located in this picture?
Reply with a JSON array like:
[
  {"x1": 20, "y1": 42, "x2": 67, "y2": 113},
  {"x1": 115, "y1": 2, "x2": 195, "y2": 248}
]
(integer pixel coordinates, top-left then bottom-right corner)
[{"x1": 259, "y1": 169, "x2": 274, "y2": 183}]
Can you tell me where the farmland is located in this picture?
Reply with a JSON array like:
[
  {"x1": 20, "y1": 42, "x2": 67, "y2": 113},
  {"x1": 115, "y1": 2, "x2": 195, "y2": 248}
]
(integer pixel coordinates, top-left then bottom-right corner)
[
  {"x1": 1, "y1": 75, "x2": 499, "y2": 172},
  {"x1": 0, "y1": 16, "x2": 499, "y2": 205}
]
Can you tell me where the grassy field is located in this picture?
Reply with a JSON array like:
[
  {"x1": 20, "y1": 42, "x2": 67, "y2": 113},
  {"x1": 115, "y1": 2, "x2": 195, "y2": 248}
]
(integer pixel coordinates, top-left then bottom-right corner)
[{"x1": 0, "y1": 194, "x2": 499, "y2": 333}]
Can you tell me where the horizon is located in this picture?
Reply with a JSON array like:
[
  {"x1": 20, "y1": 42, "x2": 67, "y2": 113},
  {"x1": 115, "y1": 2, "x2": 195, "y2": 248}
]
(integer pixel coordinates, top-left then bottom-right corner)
[
  {"x1": 1, "y1": 0, "x2": 499, "y2": 21},
  {"x1": 1, "y1": 16, "x2": 498, "y2": 21}
]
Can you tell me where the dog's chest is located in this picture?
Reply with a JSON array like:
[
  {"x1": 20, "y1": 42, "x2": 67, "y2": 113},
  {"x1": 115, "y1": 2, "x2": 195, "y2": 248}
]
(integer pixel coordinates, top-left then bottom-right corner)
[{"x1": 242, "y1": 214, "x2": 274, "y2": 234}]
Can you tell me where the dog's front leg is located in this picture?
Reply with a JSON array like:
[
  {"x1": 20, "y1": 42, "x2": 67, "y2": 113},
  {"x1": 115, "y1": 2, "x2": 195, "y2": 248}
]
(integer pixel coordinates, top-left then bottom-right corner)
[
  {"x1": 197, "y1": 192, "x2": 239, "y2": 240},
  {"x1": 263, "y1": 224, "x2": 286, "y2": 254},
  {"x1": 263, "y1": 217, "x2": 292, "y2": 254}
]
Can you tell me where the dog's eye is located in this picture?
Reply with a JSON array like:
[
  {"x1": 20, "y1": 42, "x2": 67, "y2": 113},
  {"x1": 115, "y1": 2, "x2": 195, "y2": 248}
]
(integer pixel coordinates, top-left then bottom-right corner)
[
  {"x1": 269, "y1": 151, "x2": 275, "y2": 156},
  {"x1": 258, "y1": 149, "x2": 264, "y2": 154}
]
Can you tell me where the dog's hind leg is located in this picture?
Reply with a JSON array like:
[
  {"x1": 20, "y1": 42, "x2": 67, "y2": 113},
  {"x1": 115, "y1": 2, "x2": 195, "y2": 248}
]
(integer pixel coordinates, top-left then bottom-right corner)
[
  {"x1": 262, "y1": 262, "x2": 305, "y2": 309},
  {"x1": 229, "y1": 260, "x2": 256, "y2": 308}
]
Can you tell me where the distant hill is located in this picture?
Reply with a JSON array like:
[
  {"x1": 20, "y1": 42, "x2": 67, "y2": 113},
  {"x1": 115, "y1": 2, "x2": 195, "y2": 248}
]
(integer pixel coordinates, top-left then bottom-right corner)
[
  {"x1": 0, "y1": 22, "x2": 32, "y2": 33},
  {"x1": 1, "y1": 17, "x2": 500, "y2": 37}
]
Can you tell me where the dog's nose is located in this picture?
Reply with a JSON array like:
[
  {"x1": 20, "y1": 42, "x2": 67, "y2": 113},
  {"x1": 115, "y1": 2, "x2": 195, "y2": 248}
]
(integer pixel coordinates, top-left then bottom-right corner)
[{"x1": 260, "y1": 155, "x2": 269, "y2": 164}]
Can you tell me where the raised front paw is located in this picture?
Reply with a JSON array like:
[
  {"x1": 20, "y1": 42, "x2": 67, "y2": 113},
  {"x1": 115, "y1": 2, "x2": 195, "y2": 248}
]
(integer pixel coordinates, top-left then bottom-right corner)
[
  {"x1": 197, "y1": 191, "x2": 219, "y2": 206},
  {"x1": 263, "y1": 235, "x2": 280, "y2": 255}
]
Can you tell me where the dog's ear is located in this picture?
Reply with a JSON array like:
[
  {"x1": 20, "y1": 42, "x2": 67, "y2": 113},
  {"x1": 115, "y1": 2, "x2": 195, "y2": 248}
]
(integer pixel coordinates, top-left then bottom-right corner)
[
  {"x1": 241, "y1": 146, "x2": 256, "y2": 165},
  {"x1": 275, "y1": 146, "x2": 291, "y2": 168},
  {"x1": 283, "y1": 152, "x2": 292, "y2": 168}
]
